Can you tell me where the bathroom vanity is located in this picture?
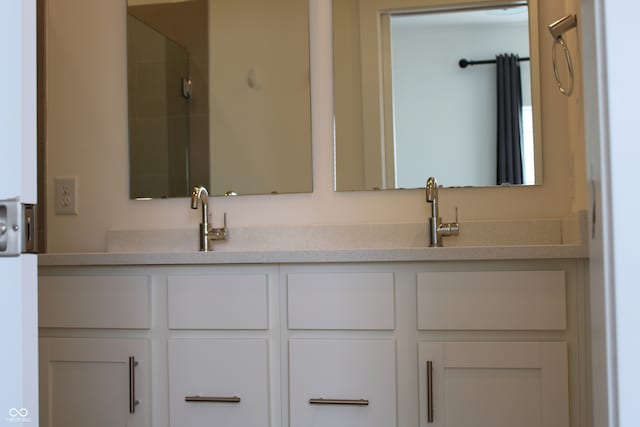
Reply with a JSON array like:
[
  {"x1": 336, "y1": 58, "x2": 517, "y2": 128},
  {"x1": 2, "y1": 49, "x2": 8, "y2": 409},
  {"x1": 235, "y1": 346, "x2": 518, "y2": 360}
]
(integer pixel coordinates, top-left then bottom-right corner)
[{"x1": 37, "y1": 242, "x2": 588, "y2": 427}]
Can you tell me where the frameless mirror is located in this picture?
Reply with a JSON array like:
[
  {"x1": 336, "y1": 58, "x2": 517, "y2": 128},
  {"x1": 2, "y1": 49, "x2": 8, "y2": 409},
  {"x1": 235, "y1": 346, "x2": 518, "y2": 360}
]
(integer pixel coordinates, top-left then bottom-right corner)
[
  {"x1": 127, "y1": 0, "x2": 313, "y2": 199},
  {"x1": 333, "y1": 0, "x2": 541, "y2": 191}
]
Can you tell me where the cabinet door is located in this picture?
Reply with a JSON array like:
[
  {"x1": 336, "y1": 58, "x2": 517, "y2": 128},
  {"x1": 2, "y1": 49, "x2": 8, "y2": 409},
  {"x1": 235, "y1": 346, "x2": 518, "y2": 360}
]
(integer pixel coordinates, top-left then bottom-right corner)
[
  {"x1": 168, "y1": 338, "x2": 269, "y2": 427},
  {"x1": 39, "y1": 338, "x2": 149, "y2": 427},
  {"x1": 418, "y1": 342, "x2": 569, "y2": 427},
  {"x1": 289, "y1": 339, "x2": 396, "y2": 427}
]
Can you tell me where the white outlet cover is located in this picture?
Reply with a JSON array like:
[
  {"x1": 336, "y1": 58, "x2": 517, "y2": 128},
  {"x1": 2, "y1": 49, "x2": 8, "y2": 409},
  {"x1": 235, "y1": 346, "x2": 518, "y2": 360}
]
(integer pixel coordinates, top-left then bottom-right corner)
[{"x1": 55, "y1": 176, "x2": 78, "y2": 215}]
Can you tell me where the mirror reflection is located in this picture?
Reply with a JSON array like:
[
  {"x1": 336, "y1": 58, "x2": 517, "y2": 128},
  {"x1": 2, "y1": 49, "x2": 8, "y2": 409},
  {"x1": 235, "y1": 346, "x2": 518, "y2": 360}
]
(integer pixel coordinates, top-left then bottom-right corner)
[
  {"x1": 127, "y1": 0, "x2": 313, "y2": 199},
  {"x1": 333, "y1": 0, "x2": 541, "y2": 191}
]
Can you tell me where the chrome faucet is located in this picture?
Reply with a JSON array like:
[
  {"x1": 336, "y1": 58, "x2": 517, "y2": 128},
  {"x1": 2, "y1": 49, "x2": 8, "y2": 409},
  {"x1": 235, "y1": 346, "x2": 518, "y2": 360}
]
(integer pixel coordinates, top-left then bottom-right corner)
[
  {"x1": 426, "y1": 177, "x2": 459, "y2": 247},
  {"x1": 191, "y1": 185, "x2": 227, "y2": 251}
]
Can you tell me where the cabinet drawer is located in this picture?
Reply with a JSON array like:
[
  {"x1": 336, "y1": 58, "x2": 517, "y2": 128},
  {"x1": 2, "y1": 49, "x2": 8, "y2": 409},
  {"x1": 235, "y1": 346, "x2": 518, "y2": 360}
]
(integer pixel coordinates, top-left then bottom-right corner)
[
  {"x1": 289, "y1": 339, "x2": 396, "y2": 427},
  {"x1": 287, "y1": 273, "x2": 394, "y2": 330},
  {"x1": 417, "y1": 271, "x2": 566, "y2": 330},
  {"x1": 168, "y1": 274, "x2": 268, "y2": 329},
  {"x1": 168, "y1": 338, "x2": 269, "y2": 427},
  {"x1": 39, "y1": 276, "x2": 150, "y2": 329}
]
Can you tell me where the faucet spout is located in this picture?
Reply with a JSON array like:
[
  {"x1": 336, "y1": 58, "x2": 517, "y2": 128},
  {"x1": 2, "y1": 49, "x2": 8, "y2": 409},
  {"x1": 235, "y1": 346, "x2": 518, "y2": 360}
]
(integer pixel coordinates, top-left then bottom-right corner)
[
  {"x1": 191, "y1": 185, "x2": 209, "y2": 209},
  {"x1": 426, "y1": 176, "x2": 439, "y2": 223},
  {"x1": 191, "y1": 185, "x2": 208, "y2": 210},
  {"x1": 191, "y1": 186, "x2": 210, "y2": 251},
  {"x1": 426, "y1": 177, "x2": 438, "y2": 202},
  {"x1": 192, "y1": 185, "x2": 209, "y2": 227}
]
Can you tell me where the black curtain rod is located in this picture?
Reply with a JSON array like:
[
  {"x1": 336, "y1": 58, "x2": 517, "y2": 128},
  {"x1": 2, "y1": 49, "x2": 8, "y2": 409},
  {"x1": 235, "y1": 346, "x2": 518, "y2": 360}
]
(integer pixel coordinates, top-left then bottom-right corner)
[{"x1": 459, "y1": 57, "x2": 530, "y2": 68}]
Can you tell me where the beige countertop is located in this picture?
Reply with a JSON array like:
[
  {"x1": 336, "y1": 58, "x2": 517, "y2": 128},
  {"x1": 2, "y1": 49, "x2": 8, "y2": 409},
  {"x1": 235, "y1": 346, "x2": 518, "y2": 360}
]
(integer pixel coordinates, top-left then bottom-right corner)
[
  {"x1": 38, "y1": 243, "x2": 588, "y2": 266},
  {"x1": 41, "y1": 215, "x2": 589, "y2": 266}
]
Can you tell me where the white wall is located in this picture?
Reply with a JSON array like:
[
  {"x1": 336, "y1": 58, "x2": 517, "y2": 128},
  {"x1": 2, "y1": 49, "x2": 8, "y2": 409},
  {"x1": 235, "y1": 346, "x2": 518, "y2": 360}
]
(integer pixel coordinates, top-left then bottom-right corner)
[
  {"x1": 46, "y1": 0, "x2": 586, "y2": 253},
  {"x1": 208, "y1": 0, "x2": 312, "y2": 196}
]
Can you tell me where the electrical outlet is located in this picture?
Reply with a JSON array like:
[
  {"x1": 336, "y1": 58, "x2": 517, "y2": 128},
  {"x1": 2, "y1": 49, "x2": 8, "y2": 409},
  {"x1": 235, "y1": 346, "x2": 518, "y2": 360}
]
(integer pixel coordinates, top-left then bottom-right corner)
[{"x1": 55, "y1": 176, "x2": 78, "y2": 215}]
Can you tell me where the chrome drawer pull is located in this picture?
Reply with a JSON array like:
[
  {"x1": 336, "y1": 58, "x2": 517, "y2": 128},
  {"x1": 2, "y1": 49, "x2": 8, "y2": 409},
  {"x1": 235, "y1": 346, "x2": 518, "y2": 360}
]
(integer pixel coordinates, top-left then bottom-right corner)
[
  {"x1": 129, "y1": 357, "x2": 140, "y2": 414},
  {"x1": 185, "y1": 395, "x2": 241, "y2": 403},
  {"x1": 309, "y1": 398, "x2": 369, "y2": 406},
  {"x1": 427, "y1": 361, "x2": 434, "y2": 423}
]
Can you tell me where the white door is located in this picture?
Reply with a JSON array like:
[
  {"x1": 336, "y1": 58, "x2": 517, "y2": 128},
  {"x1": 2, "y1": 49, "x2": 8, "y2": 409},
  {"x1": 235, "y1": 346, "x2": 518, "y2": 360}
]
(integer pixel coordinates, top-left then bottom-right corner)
[
  {"x1": 581, "y1": 1, "x2": 640, "y2": 426},
  {"x1": 0, "y1": 0, "x2": 38, "y2": 425}
]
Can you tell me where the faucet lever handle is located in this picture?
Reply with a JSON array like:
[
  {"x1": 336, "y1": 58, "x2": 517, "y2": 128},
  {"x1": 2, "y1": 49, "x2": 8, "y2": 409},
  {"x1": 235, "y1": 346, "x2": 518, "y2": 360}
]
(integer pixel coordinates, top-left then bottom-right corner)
[
  {"x1": 208, "y1": 212, "x2": 228, "y2": 242},
  {"x1": 454, "y1": 206, "x2": 459, "y2": 224}
]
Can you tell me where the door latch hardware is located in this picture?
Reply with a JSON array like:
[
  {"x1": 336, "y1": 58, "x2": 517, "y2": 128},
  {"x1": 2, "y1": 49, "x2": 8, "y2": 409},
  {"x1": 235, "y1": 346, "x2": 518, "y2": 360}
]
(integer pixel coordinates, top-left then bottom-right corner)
[{"x1": 0, "y1": 200, "x2": 38, "y2": 256}]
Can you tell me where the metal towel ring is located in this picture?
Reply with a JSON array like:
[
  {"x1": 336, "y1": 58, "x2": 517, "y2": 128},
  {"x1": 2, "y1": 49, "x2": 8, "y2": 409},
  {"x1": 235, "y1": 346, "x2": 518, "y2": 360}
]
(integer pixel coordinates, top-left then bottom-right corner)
[{"x1": 552, "y1": 36, "x2": 574, "y2": 96}]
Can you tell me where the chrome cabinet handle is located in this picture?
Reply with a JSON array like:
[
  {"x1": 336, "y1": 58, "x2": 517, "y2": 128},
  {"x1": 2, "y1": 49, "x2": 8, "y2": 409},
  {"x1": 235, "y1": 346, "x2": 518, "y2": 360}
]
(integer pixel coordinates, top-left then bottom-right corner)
[
  {"x1": 427, "y1": 361, "x2": 434, "y2": 423},
  {"x1": 129, "y1": 356, "x2": 139, "y2": 414},
  {"x1": 309, "y1": 398, "x2": 369, "y2": 406},
  {"x1": 185, "y1": 395, "x2": 241, "y2": 403}
]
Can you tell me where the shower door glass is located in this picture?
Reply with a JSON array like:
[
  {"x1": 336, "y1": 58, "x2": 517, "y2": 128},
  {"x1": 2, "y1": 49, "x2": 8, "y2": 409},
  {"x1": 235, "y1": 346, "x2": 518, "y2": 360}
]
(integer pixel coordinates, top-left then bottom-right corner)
[{"x1": 127, "y1": 14, "x2": 192, "y2": 199}]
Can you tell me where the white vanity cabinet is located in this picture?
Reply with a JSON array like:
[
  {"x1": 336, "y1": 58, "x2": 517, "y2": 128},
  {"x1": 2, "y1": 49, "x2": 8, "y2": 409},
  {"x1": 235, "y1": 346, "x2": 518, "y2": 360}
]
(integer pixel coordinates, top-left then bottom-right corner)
[
  {"x1": 166, "y1": 272, "x2": 274, "y2": 427},
  {"x1": 168, "y1": 338, "x2": 270, "y2": 427},
  {"x1": 286, "y1": 272, "x2": 398, "y2": 427},
  {"x1": 38, "y1": 275, "x2": 152, "y2": 427},
  {"x1": 418, "y1": 341, "x2": 569, "y2": 427},
  {"x1": 167, "y1": 274, "x2": 269, "y2": 330},
  {"x1": 413, "y1": 268, "x2": 574, "y2": 427},
  {"x1": 286, "y1": 272, "x2": 395, "y2": 330},
  {"x1": 38, "y1": 255, "x2": 587, "y2": 427},
  {"x1": 39, "y1": 337, "x2": 149, "y2": 427},
  {"x1": 289, "y1": 339, "x2": 396, "y2": 427}
]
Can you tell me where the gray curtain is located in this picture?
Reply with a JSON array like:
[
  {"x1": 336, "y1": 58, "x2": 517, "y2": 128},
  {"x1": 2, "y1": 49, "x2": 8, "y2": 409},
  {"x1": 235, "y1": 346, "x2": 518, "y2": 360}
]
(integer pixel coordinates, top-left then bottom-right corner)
[{"x1": 496, "y1": 54, "x2": 524, "y2": 185}]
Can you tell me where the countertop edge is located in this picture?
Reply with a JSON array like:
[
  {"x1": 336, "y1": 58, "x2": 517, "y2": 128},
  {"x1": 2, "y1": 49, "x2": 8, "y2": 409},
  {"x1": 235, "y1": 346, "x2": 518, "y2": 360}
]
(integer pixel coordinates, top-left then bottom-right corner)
[{"x1": 38, "y1": 245, "x2": 589, "y2": 267}]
